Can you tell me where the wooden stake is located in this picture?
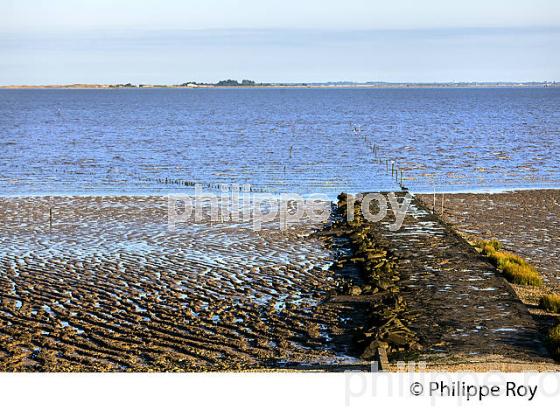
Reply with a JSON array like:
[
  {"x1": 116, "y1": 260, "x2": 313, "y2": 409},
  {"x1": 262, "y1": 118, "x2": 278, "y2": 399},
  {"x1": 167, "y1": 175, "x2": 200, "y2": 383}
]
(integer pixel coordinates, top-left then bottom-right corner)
[{"x1": 376, "y1": 347, "x2": 389, "y2": 371}]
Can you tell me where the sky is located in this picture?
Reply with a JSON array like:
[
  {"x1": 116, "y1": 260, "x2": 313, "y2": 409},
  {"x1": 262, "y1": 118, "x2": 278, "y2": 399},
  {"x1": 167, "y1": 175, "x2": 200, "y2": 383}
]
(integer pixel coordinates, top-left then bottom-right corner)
[{"x1": 1, "y1": 0, "x2": 559, "y2": 84}]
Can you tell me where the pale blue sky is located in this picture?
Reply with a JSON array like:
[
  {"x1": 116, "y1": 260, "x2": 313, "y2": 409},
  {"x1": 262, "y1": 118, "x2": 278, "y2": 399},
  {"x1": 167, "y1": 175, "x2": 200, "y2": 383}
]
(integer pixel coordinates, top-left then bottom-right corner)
[{"x1": 1, "y1": 0, "x2": 559, "y2": 84}]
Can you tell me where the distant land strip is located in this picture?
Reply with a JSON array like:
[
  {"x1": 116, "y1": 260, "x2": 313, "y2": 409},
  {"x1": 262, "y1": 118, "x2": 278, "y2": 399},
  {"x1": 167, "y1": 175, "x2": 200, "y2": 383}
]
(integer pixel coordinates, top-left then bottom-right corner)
[{"x1": 1, "y1": 80, "x2": 559, "y2": 89}]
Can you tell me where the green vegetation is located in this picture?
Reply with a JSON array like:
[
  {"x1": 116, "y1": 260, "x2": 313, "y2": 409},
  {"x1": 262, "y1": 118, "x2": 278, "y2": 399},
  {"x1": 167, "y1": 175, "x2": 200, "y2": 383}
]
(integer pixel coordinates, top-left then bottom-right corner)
[
  {"x1": 540, "y1": 294, "x2": 560, "y2": 313},
  {"x1": 215, "y1": 79, "x2": 257, "y2": 86},
  {"x1": 110, "y1": 83, "x2": 136, "y2": 88},
  {"x1": 501, "y1": 261, "x2": 543, "y2": 286},
  {"x1": 476, "y1": 240, "x2": 543, "y2": 286},
  {"x1": 476, "y1": 239, "x2": 502, "y2": 253},
  {"x1": 547, "y1": 324, "x2": 560, "y2": 360},
  {"x1": 215, "y1": 79, "x2": 240, "y2": 86}
]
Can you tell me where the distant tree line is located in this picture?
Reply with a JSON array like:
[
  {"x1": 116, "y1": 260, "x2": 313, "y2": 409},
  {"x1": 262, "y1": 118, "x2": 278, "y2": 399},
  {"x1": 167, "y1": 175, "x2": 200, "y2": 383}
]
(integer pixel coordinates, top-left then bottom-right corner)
[
  {"x1": 109, "y1": 83, "x2": 136, "y2": 88},
  {"x1": 215, "y1": 79, "x2": 258, "y2": 86}
]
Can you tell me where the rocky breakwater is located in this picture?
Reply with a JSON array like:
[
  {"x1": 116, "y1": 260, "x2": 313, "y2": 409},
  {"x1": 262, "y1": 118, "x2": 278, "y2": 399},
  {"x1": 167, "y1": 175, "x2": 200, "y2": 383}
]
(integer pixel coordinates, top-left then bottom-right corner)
[{"x1": 325, "y1": 193, "x2": 421, "y2": 363}]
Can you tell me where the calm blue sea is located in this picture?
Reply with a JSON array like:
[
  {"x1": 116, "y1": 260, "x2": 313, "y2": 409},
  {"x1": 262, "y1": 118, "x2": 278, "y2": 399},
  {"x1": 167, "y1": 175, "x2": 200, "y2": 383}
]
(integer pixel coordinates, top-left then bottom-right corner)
[{"x1": 1, "y1": 87, "x2": 559, "y2": 198}]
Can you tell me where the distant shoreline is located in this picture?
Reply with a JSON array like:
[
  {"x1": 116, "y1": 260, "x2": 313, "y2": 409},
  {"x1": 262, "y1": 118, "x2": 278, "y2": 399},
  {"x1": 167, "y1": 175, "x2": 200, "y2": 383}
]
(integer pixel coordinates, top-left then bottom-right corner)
[{"x1": 1, "y1": 82, "x2": 558, "y2": 90}]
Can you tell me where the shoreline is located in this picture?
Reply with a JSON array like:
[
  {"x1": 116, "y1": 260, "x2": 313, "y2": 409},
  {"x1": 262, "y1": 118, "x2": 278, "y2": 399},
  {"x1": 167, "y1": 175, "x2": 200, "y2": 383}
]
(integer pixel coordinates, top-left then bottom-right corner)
[
  {"x1": 1, "y1": 186, "x2": 560, "y2": 199},
  {"x1": 410, "y1": 185, "x2": 560, "y2": 195},
  {"x1": 1, "y1": 84, "x2": 558, "y2": 90}
]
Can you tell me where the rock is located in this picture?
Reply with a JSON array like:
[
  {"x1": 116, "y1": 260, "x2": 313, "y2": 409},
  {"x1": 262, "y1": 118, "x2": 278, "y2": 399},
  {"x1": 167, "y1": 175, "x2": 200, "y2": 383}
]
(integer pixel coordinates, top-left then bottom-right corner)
[
  {"x1": 409, "y1": 341, "x2": 423, "y2": 351},
  {"x1": 307, "y1": 323, "x2": 321, "y2": 339},
  {"x1": 387, "y1": 332, "x2": 409, "y2": 346},
  {"x1": 360, "y1": 340, "x2": 389, "y2": 360},
  {"x1": 368, "y1": 251, "x2": 387, "y2": 259}
]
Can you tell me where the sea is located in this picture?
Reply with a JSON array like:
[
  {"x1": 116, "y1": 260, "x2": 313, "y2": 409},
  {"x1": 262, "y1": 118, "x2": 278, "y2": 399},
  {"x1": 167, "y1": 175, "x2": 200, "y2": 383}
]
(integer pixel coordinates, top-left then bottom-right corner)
[{"x1": 1, "y1": 87, "x2": 559, "y2": 198}]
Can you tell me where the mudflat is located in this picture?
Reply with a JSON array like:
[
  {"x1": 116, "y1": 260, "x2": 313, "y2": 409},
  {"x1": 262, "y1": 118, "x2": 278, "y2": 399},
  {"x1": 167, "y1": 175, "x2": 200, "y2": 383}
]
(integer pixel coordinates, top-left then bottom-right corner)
[
  {"x1": 1, "y1": 192, "x2": 559, "y2": 372},
  {"x1": 0, "y1": 196, "x2": 362, "y2": 371},
  {"x1": 417, "y1": 189, "x2": 560, "y2": 291}
]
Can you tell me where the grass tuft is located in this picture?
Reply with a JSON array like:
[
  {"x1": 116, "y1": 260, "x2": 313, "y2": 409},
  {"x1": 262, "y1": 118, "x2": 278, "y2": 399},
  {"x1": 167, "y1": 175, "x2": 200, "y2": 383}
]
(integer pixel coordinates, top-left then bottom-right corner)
[
  {"x1": 547, "y1": 325, "x2": 560, "y2": 360},
  {"x1": 540, "y1": 294, "x2": 560, "y2": 313},
  {"x1": 476, "y1": 239, "x2": 542, "y2": 286},
  {"x1": 477, "y1": 239, "x2": 502, "y2": 253},
  {"x1": 500, "y1": 261, "x2": 543, "y2": 286}
]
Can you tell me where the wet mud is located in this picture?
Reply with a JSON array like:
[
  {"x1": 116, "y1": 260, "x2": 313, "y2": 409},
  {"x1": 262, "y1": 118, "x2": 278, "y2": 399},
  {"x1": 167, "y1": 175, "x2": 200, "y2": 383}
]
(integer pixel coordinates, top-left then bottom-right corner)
[
  {"x1": 417, "y1": 190, "x2": 560, "y2": 291},
  {"x1": 0, "y1": 196, "x2": 364, "y2": 371},
  {"x1": 384, "y1": 194, "x2": 557, "y2": 367},
  {"x1": 1, "y1": 193, "x2": 558, "y2": 371}
]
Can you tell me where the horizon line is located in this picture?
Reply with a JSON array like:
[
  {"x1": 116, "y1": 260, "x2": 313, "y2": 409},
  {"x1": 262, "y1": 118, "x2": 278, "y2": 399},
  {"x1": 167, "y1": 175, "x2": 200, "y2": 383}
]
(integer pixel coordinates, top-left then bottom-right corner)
[{"x1": 1, "y1": 80, "x2": 559, "y2": 89}]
